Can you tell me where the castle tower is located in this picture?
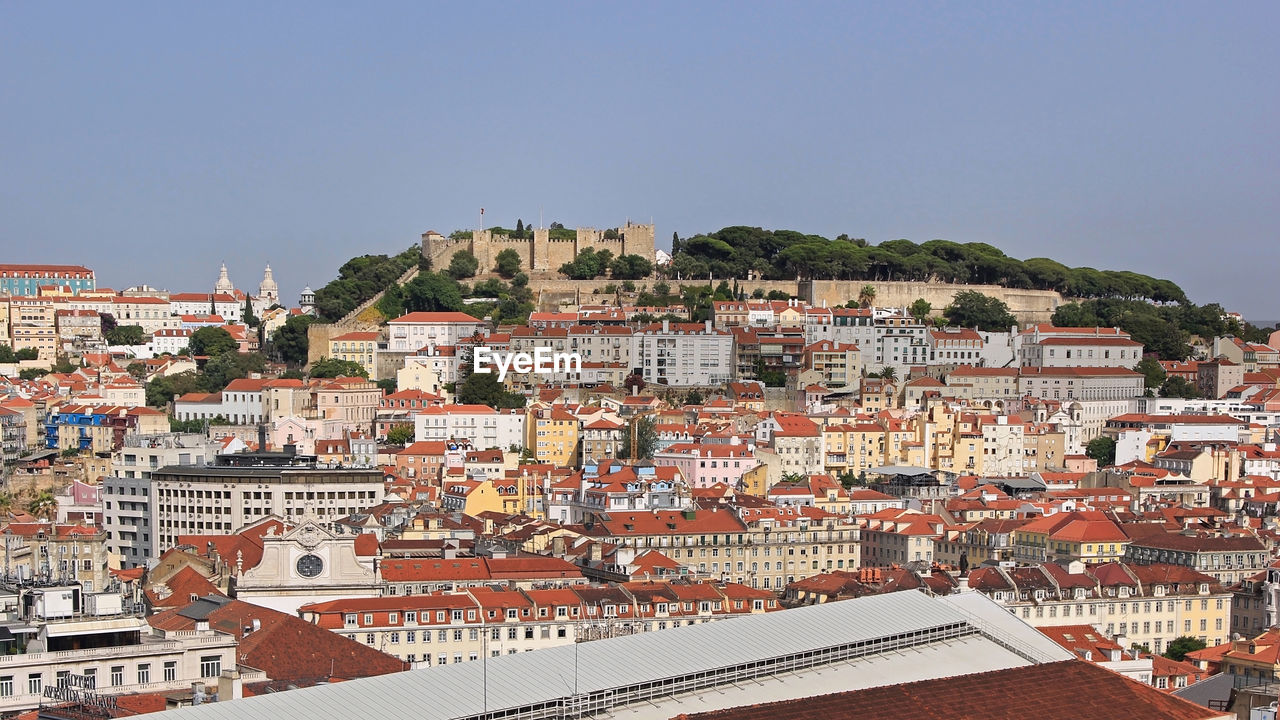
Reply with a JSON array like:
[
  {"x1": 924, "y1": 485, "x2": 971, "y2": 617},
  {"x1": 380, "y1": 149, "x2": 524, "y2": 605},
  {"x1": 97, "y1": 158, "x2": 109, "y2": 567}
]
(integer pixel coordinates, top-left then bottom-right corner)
[
  {"x1": 258, "y1": 264, "x2": 279, "y2": 305},
  {"x1": 215, "y1": 263, "x2": 234, "y2": 294}
]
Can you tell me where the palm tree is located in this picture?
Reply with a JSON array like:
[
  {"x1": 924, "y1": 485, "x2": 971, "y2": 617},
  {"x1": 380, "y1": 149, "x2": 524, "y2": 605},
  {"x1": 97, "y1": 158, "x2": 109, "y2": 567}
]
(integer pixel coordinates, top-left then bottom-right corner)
[
  {"x1": 780, "y1": 472, "x2": 806, "y2": 485},
  {"x1": 0, "y1": 492, "x2": 13, "y2": 517},
  {"x1": 858, "y1": 285, "x2": 877, "y2": 308},
  {"x1": 877, "y1": 366, "x2": 898, "y2": 383},
  {"x1": 28, "y1": 491, "x2": 57, "y2": 521}
]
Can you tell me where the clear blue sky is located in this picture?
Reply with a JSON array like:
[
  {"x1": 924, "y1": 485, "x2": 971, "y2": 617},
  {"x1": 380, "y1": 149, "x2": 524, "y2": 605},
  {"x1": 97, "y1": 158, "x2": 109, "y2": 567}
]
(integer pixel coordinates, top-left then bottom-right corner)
[{"x1": 2, "y1": 2, "x2": 1276, "y2": 318}]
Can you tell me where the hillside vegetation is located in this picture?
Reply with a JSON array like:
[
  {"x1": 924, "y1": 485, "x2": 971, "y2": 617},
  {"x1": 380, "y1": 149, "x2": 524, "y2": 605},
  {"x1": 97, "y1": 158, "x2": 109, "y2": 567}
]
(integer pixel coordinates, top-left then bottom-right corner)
[{"x1": 669, "y1": 227, "x2": 1186, "y2": 304}]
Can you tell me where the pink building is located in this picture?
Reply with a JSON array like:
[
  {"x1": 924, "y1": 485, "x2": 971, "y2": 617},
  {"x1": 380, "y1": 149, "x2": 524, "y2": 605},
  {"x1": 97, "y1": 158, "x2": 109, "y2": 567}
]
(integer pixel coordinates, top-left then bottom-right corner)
[{"x1": 653, "y1": 442, "x2": 759, "y2": 490}]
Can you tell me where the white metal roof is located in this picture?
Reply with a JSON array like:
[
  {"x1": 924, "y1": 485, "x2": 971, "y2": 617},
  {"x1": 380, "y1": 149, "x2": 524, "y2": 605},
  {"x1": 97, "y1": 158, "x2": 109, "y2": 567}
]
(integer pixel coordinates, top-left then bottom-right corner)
[{"x1": 146, "y1": 591, "x2": 1070, "y2": 720}]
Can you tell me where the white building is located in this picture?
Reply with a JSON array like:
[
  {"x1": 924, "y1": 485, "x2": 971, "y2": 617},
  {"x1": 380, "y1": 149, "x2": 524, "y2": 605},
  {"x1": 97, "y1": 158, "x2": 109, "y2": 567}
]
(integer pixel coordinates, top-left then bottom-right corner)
[
  {"x1": 388, "y1": 312, "x2": 488, "y2": 353},
  {"x1": 148, "y1": 328, "x2": 192, "y2": 356},
  {"x1": 630, "y1": 320, "x2": 733, "y2": 386},
  {"x1": 104, "y1": 433, "x2": 220, "y2": 567},
  {"x1": 413, "y1": 405, "x2": 526, "y2": 451},
  {"x1": 1018, "y1": 367, "x2": 1145, "y2": 402},
  {"x1": 149, "y1": 455, "x2": 384, "y2": 558}
]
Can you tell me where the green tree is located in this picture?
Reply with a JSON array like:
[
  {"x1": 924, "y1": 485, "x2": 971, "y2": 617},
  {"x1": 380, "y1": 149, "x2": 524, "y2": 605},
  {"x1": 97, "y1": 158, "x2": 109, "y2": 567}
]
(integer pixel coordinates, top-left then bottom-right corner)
[
  {"x1": 909, "y1": 298, "x2": 932, "y2": 324},
  {"x1": 619, "y1": 416, "x2": 657, "y2": 460},
  {"x1": 271, "y1": 314, "x2": 316, "y2": 366},
  {"x1": 1134, "y1": 358, "x2": 1166, "y2": 394},
  {"x1": 189, "y1": 327, "x2": 238, "y2": 357},
  {"x1": 146, "y1": 371, "x2": 205, "y2": 408},
  {"x1": 858, "y1": 285, "x2": 877, "y2": 308},
  {"x1": 447, "y1": 250, "x2": 479, "y2": 280},
  {"x1": 242, "y1": 297, "x2": 259, "y2": 327},
  {"x1": 28, "y1": 490, "x2": 57, "y2": 520},
  {"x1": 402, "y1": 272, "x2": 465, "y2": 313},
  {"x1": 685, "y1": 390, "x2": 704, "y2": 405},
  {"x1": 455, "y1": 371, "x2": 526, "y2": 409},
  {"x1": 609, "y1": 254, "x2": 654, "y2": 280},
  {"x1": 494, "y1": 248, "x2": 523, "y2": 279},
  {"x1": 16, "y1": 348, "x2": 41, "y2": 361},
  {"x1": 876, "y1": 366, "x2": 898, "y2": 382},
  {"x1": 313, "y1": 247, "x2": 421, "y2": 321},
  {"x1": 200, "y1": 352, "x2": 267, "y2": 393},
  {"x1": 0, "y1": 344, "x2": 14, "y2": 363},
  {"x1": 126, "y1": 361, "x2": 147, "y2": 380},
  {"x1": 944, "y1": 291, "x2": 1019, "y2": 332},
  {"x1": 1160, "y1": 376, "x2": 1201, "y2": 399},
  {"x1": 18, "y1": 368, "x2": 48, "y2": 380},
  {"x1": 309, "y1": 357, "x2": 369, "y2": 378},
  {"x1": 1086, "y1": 436, "x2": 1117, "y2": 467},
  {"x1": 375, "y1": 377, "x2": 396, "y2": 393},
  {"x1": 386, "y1": 424, "x2": 415, "y2": 444},
  {"x1": 1163, "y1": 636, "x2": 1207, "y2": 662},
  {"x1": 169, "y1": 417, "x2": 207, "y2": 433},
  {"x1": 106, "y1": 325, "x2": 147, "y2": 346}
]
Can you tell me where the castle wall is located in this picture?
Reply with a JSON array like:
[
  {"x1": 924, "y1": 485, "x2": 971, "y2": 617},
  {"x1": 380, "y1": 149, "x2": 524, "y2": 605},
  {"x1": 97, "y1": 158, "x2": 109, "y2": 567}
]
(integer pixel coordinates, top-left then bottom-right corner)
[
  {"x1": 421, "y1": 223, "x2": 656, "y2": 276},
  {"x1": 802, "y1": 280, "x2": 1062, "y2": 324}
]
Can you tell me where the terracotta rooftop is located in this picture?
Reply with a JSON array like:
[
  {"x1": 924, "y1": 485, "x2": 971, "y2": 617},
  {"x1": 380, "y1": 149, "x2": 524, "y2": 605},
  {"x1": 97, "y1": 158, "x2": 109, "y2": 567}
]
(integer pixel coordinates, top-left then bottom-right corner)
[{"x1": 673, "y1": 659, "x2": 1224, "y2": 720}]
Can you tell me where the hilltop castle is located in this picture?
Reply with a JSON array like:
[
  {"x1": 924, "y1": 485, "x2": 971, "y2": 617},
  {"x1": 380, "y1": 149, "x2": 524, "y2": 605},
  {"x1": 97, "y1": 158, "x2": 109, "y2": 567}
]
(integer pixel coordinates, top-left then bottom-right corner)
[{"x1": 420, "y1": 222, "x2": 656, "y2": 275}]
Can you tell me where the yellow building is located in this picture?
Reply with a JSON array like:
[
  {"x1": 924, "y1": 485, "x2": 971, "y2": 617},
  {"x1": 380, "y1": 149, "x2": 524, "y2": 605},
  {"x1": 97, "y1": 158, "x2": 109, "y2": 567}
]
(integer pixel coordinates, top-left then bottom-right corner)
[
  {"x1": 822, "y1": 423, "x2": 886, "y2": 476},
  {"x1": 527, "y1": 404, "x2": 580, "y2": 467},
  {"x1": 328, "y1": 331, "x2": 380, "y2": 376},
  {"x1": 970, "y1": 561, "x2": 1231, "y2": 655},
  {"x1": 1013, "y1": 511, "x2": 1130, "y2": 565}
]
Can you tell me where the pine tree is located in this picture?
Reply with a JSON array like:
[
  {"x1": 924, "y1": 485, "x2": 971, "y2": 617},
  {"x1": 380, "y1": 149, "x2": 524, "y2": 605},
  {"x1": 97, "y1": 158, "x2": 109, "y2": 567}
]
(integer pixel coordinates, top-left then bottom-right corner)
[{"x1": 515, "y1": 218, "x2": 525, "y2": 238}]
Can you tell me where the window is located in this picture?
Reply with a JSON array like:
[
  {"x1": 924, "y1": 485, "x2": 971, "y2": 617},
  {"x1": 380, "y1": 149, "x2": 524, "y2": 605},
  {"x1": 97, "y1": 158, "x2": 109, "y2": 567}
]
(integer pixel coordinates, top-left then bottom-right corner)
[
  {"x1": 164, "y1": 661, "x2": 177, "y2": 681},
  {"x1": 0, "y1": 676, "x2": 10, "y2": 698},
  {"x1": 406, "y1": 611, "x2": 417, "y2": 624},
  {"x1": 111, "y1": 666, "x2": 123, "y2": 687},
  {"x1": 407, "y1": 631, "x2": 416, "y2": 643},
  {"x1": 27, "y1": 674, "x2": 41, "y2": 695},
  {"x1": 389, "y1": 632, "x2": 400, "y2": 643},
  {"x1": 138, "y1": 664, "x2": 151, "y2": 684},
  {"x1": 200, "y1": 656, "x2": 221, "y2": 678},
  {"x1": 345, "y1": 613, "x2": 357, "y2": 625},
  {"x1": 389, "y1": 612, "x2": 399, "y2": 624},
  {"x1": 364, "y1": 613, "x2": 373, "y2": 626}
]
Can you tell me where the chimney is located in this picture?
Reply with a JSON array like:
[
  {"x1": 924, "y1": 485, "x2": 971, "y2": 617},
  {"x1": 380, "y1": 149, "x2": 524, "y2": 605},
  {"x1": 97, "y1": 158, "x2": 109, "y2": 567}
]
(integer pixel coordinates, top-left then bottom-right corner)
[
  {"x1": 217, "y1": 669, "x2": 243, "y2": 701},
  {"x1": 662, "y1": 319, "x2": 670, "y2": 333},
  {"x1": 258, "y1": 423, "x2": 268, "y2": 452}
]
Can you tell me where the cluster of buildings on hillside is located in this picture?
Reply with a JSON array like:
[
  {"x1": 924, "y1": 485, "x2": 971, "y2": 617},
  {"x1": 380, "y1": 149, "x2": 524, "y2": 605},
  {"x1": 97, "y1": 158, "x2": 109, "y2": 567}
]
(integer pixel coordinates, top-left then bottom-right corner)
[
  {"x1": 0, "y1": 263, "x2": 296, "y2": 366},
  {"x1": 6, "y1": 258, "x2": 1280, "y2": 718}
]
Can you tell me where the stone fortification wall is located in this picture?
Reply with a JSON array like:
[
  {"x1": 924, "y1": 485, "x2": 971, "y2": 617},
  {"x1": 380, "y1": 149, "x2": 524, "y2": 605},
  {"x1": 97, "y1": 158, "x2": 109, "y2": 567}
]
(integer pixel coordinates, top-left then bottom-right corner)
[
  {"x1": 529, "y1": 277, "x2": 1061, "y2": 323},
  {"x1": 802, "y1": 280, "x2": 1063, "y2": 324},
  {"x1": 421, "y1": 222, "x2": 655, "y2": 276}
]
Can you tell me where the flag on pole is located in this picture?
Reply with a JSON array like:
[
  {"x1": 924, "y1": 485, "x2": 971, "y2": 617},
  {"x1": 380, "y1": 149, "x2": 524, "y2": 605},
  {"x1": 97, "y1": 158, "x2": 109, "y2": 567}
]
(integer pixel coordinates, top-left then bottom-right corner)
[{"x1": 480, "y1": 208, "x2": 485, "y2": 215}]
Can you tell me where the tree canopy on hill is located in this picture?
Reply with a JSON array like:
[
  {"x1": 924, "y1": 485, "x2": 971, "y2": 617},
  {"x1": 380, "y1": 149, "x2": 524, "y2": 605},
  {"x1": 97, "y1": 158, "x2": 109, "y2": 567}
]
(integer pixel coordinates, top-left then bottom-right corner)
[
  {"x1": 668, "y1": 227, "x2": 1186, "y2": 304},
  {"x1": 313, "y1": 247, "x2": 421, "y2": 321},
  {"x1": 1052, "y1": 297, "x2": 1237, "y2": 361}
]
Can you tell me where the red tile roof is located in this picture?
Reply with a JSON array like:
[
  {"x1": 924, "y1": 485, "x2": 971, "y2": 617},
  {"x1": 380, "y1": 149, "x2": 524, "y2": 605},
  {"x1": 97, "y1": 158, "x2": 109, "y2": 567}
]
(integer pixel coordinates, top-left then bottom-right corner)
[
  {"x1": 673, "y1": 659, "x2": 1222, "y2": 720},
  {"x1": 149, "y1": 598, "x2": 407, "y2": 685}
]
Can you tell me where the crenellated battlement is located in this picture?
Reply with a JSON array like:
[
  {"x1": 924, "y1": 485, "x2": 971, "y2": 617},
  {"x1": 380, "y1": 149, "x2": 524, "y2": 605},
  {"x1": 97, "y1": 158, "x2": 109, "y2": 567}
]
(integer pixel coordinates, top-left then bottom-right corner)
[{"x1": 420, "y1": 221, "x2": 655, "y2": 275}]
